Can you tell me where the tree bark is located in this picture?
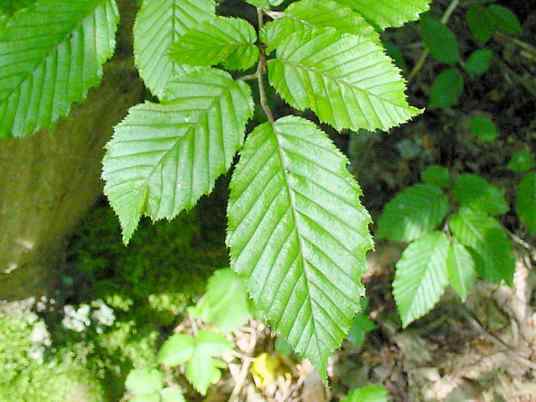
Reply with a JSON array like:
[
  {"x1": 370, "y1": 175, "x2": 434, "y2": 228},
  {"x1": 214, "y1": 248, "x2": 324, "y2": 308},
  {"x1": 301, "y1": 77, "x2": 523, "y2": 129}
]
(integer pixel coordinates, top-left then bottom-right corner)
[{"x1": 0, "y1": 1, "x2": 143, "y2": 300}]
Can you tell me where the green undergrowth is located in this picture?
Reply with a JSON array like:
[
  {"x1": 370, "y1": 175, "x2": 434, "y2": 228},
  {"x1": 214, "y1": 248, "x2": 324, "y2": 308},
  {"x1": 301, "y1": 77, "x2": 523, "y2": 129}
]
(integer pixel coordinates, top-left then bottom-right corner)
[{"x1": 1, "y1": 199, "x2": 228, "y2": 401}]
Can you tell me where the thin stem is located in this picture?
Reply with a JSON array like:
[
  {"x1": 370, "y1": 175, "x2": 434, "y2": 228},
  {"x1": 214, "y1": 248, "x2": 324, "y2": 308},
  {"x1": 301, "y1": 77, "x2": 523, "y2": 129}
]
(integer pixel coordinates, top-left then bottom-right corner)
[
  {"x1": 408, "y1": 0, "x2": 460, "y2": 83},
  {"x1": 264, "y1": 10, "x2": 283, "y2": 19},
  {"x1": 256, "y1": 8, "x2": 275, "y2": 123},
  {"x1": 238, "y1": 73, "x2": 258, "y2": 81}
]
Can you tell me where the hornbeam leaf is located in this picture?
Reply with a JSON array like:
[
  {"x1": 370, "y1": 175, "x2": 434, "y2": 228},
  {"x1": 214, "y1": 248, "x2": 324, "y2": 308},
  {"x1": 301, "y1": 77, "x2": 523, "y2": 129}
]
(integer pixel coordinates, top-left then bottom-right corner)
[
  {"x1": 377, "y1": 184, "x2": 449, "y2": 242},
  {"x1": 336, "y1": 0, "x2": 432, "y2": 30},
  {"x1": 393, "y1": 231, "x2": 450, "y2": 327},
  {"x1": 449, "y1": 208, "x2": 515, "y2": 284},
  {"x1": 0, "y1": 0, "x2": 119, "y2": 138},
  {"x1": 103, "y1": 68, "x2": 254, "y2": 243},
  {"x1": 170, "y1": 17, "x2": 259, "y2": 71},
  {"x1": 133, "y1": 0, "x2": 215, "y2": 99},
  {"x1": 227, "y1": 116, "x2": 373, "y2": 378},
  {"x1": 261, "y1": 0, "x2": 379, "y2": 53},
  {"x1": 447, "y1": 239, "x2": 476, "y2": 301},
  {"x1": 268, "y1": 28, "x2": 421, "y2": 132}
]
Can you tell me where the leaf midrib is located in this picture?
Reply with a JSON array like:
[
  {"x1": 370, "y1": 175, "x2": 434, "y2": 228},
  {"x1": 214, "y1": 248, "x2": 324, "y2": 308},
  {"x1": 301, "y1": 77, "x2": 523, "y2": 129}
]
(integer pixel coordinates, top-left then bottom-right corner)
[{"x1": 270, "y1": 123, "x2": 322, "y2": 362}]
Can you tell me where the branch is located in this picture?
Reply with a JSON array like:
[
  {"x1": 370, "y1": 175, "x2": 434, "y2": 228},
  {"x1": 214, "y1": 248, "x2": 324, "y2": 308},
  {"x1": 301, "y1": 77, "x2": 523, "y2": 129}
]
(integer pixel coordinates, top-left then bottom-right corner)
[{"x1": 256, "y1": 8, "x2": 275, "y2": 123}]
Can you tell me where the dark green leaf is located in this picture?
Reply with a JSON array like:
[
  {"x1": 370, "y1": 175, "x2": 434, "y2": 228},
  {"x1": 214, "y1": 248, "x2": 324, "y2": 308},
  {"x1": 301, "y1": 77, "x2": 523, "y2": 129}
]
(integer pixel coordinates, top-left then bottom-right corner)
[
  {"x1": 420, "y1": 15, "x2": 460, "y2": 64},
  {"x1": 466, "y1": 5, "x2": 496, "y2": 43},
  {"x1": 377, "y1": 184, "x2": 449, "y2": 242},
  {"x1": 468, "y1": 115, "x2": 498, "y2": 143},
  {"x1": 429, "y1": 68, "x2": 464, "y2": 109},
  {"x1": 453, "y1": 174, "x2": 508, "y2": 216},
  {"x1": 421, "y1": 165, "x2": 450, "y2": 188},
  {"x1": 464, "y1": 49, "x2": 494, "y2": 78},
  {"x1": 488, "y1": 5, "x2": 522, "y2": 35},
  {"x1": 508, "y1": 149, "x2": 535, "y2": 173},
  {"x1": 516, "y1": 172, "x2": 536, "y2": 235}
]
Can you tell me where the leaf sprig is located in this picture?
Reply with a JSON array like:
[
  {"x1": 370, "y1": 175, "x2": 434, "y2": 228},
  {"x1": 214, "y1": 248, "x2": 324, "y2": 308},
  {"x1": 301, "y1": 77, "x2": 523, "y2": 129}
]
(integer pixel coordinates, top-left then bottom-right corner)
[{"x1": 101, "y1": 0, "x2": 425, "y2": 378}]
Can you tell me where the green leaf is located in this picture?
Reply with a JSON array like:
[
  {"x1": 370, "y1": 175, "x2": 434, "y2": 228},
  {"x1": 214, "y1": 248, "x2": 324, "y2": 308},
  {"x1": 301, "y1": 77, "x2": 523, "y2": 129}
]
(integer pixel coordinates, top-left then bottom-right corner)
[
  {"x1": 170, "y1": 17, "x2": 259, "y2": 71},
  {"x1": 488, "y1": 5, "x2": 522, "y2": 36},
  {"x1": 0, "y1": 0, "x2": 36, "y2": 15},
  {"x1": 453, "y1": 174, "x2": 508, "y2": 216},
  {"x1": 336, "y1": 0, "x2": 431, "y2": 30},
  {"x1": 158, "y1": 334, "x2": 195, "y2": 366},
  {"x1": 420, "y1": 15, "x2": 460, "y2": 64},
  {"x1": 191, "y1": 268, "x2": 251, "y2": 333},
  {"x1": 227, "y1": 116, "x2": 373, "y2": 379},
  {"x1": 508, "y1": 149, "x2": 535, "y2": 173},
  {"x1": 0, "y1": 0, "x2": 119, "y2": 138},
  {"x1": 159, "y1": 331, "x2": 232, "y2": 395},
  {"x1": 185, "y1": 331, "x2": 233, "y2": 395},
  {"x1": 160, "y1": 388, "x2": 185, "y2": 402},
  {"x1": 261, "y1": 0, "x2": 379, "y2": 53},
  {"x1": 447, "y1": 239, "x2": 477, "y2": 301},
  {"x1": 133, "y1": 0, "x2": 216, "y2": 99},
  {"x1": 342, "y1": 384, "x2": 390, "y2": 402},
  {"x1": 466, "y1": 5, "x2": 496, "y2": 44},
  {"x1": 516, "y1": 172, "x2": 536, "y2": 236},
  {"x1": 449, "y1": 208, "x2": 515, "y2": 284},
  {"x1": 348, "y1": 314, "x2": 376, "y2": 348},
  {"x1": 429, "y1": 68, "x2": 464, "y2": 109},
  {"x1": 468, "y1": 115, "x2": 498, "y2": 143},
  {"x1": 268, "y1": 28, "x2": 421, "y2": 132},
  {"x1": 394, "y1": 232, "x2": 449, "y2": 327},
  {"x1": 132, "y1": 394, "x2": 162, "y2": 402},
  {"x1": 246, "y1": 0, "x2": 284, "y2": 8},
  {"x1": 464, "y1": 49, "x2": 494, "y2": 78},
  {"x1": 102, "y1": 68, "x2": 254, "y2": 243},
  {"x1": 377, "y1": 184, "x2": 449, "y2": 242},
  {"x1": 126, "y1": 368, "x2": 163, "y2": 396},
  {"x1": 421, "y1": 165, "x2": 450, "y2": 188}
]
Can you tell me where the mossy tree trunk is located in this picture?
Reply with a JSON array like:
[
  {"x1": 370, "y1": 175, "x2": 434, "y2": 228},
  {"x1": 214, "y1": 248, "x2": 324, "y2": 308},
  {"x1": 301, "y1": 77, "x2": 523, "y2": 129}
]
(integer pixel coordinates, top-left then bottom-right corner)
[{"x1": 0, "y1": 1, "x2": 142, "y2": 300}]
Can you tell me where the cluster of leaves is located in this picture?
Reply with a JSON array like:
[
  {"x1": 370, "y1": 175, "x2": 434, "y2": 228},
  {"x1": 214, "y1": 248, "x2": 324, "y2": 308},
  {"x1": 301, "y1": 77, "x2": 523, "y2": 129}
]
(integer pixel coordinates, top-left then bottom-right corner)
[
  {"x1": 419, "y1": 2, "x2": 521, "y2": 111},
  {"x1": 125, "y1": 268, "x2": 251, "y2": 401},
  {"x1": 378, "y1": 166, "x2": 519, "y2": 327},
  {"x1": 98, "y1": 0, "x2": 428, "y2": 379}
]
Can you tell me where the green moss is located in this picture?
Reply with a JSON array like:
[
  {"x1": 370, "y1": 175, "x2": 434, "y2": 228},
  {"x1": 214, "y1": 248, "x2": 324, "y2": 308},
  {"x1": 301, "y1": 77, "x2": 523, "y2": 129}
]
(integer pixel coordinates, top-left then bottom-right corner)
[
  {"x1": 64, "y1": 202, "x2": 228, "y2": 399},
  {"x1": 68, "y1": 204, "x2": 227, "y2": 325},
  {"x1": 1, "y1": 196, "x2": 229, "y2": 401},
  {"x1": 0, "y1": 311, "x2": 105, "y2": 402}
]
